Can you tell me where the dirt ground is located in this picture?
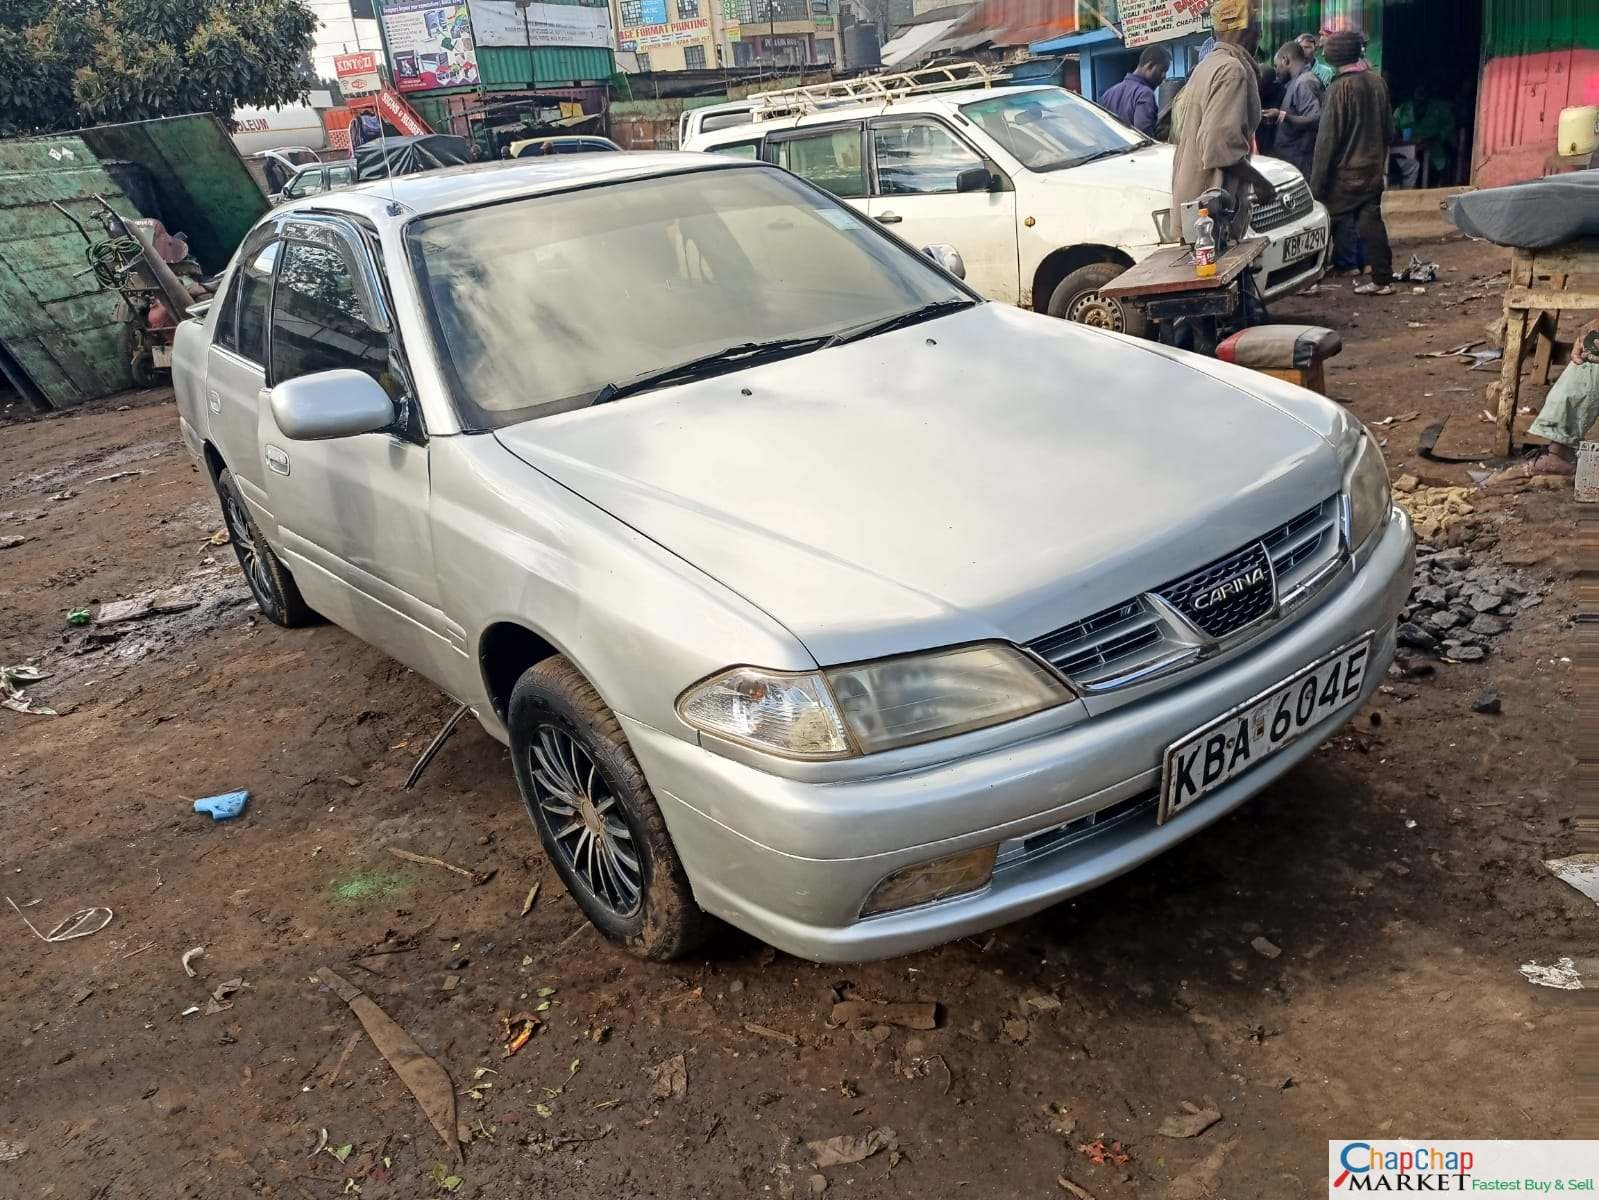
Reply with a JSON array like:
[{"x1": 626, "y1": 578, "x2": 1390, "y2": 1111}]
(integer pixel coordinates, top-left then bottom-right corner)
[{"x1": 0, "y1": 234, "x2": 1590, "y2": 1200}]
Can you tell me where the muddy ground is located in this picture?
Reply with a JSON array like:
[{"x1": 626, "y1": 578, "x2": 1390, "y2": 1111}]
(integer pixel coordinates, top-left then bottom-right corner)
[{"x1": 0, "y1": 235, "x2": 1589, "y2": 1200}]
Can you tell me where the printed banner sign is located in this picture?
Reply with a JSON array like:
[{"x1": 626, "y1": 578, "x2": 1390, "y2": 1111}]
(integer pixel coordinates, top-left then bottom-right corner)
[
  {"x1": 333, "y1": 50, "x2": 383, "y2": 95},
  {"x1": 621, "y1": 15, "x2": 709, "y2": 47},
  {"x1": 1119, "y1": 0, "x2": 1207, "y2": 47},
  {"x1": 380, "y1": 0, "x2": 478, "y2": 92},
  {"x1": 467, "y1": 0, "x2": 615, "y2": 50}
]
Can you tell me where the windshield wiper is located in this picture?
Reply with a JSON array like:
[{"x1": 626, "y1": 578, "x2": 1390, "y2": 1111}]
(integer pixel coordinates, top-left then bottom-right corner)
[
  {"x1": 588, "y1": 336, "x2": 829, "y2": 406},
  {"x1": 822, "y1": 298, "x2": 976, "y2": 349},
  {"x1": 1067, "y1": 145, "x2": 1139, "y2": 168}
]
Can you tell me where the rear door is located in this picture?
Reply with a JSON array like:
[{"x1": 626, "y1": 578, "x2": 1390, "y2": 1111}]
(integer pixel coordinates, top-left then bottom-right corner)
[
  {"x1": 206, "y1": 230, "x2": 280, "y2": 520},
  {"x1": 864, "y1": 116, "x2": 1020, "y2": 304},
  {"x1": 764, "y1": 121, "x2": 870, "y2": 216}
]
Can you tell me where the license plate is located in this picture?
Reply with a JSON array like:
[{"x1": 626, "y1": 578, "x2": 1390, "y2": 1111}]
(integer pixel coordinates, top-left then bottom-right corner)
[
  {"x1": 1283, "y1": 225, "x2": 1328, "y2": 263},
  {"x1": 1159, "y1": 634, "x2": 1374, "y2": 823}
]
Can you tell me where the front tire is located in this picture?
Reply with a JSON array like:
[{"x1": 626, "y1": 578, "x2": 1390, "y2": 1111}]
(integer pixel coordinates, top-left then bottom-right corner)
[
  {"x1": 1047, "y1": 262, "x2": 1149, "y2": 338},
  {"x1": 508, "y1": 656, "x2": 709, "y2": 961},
  {"x1": 214, "y1": 467, "x2": 315, "y2": 627}
]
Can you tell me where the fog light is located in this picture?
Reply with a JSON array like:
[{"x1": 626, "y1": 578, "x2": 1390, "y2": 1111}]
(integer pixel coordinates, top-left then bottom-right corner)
[{"x1": 860, "y1": 845, "x2": 997, "y2": 917}]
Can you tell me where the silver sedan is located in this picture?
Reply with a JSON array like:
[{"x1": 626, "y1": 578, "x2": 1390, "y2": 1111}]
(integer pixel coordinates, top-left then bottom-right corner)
[{"x1": 172, "y1": 152, "x2": 1413, "y2": 962}]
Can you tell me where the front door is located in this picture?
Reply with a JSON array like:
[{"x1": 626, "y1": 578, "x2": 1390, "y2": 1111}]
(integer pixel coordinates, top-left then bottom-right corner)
[
  {"x1": 257, "y1": 222, "x2": 460, "y2": 682},
  {"x1": 864, "y1": 117, "x2": 1020, "y2": 304}
]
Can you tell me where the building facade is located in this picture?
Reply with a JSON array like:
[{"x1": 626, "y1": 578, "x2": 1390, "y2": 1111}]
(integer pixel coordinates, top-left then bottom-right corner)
[{"x1": 608, "y1": 0, "x2": 836, "y2": 69}]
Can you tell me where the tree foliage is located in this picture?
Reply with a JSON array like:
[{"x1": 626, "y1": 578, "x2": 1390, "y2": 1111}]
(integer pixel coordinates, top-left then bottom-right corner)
[{"x1": 0, "y1": 0, "x2": 317, "y2": 135}]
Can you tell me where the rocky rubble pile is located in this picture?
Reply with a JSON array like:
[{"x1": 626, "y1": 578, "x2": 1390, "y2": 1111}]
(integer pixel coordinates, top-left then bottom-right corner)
[
  {"x1": 1390, "y1": 476, "x2": 1475, "y2": 542},
  {"x1": 1397, "y1": 544, "x2": 1541, "y2": 663}
]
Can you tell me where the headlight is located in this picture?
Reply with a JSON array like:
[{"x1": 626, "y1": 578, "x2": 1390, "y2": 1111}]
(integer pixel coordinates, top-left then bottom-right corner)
[
  {"x1": 1344, "y1": 427, "x2": 1391, "y2": 551},
  {"x1": 1151, "y1": 207, "x2": 1176, "y2": 242},
  {"x1": 677, "y1": 643, "x2": 1072, "y2": 759}
]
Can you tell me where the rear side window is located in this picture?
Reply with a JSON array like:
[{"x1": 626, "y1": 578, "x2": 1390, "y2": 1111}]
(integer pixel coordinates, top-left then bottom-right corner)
[
  {"x1": 773, "y1": 127, "x2": 865, "y2": 198},
  {"x1": 270, "y1": 240, "x2": 394, "y2": 395},
  {"x1": 327, "y1": 164, "x2": 355, "y2": 187},
  {"x1": 711, "y1": 140, "x2": 760, "y2": 159},
  {"x1": 216, "y1": 239, "x2": 279, "y2": 364},
  {"x1": 700, "y1": 108, "x2": 753, "y2": 132}
]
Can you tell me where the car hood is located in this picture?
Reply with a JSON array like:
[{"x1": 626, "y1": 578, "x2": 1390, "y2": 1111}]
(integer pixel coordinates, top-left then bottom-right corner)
[
  {"x1": 493, "y1": 304, "x2": 1348, "y2": 666},
  {"x1": 1030, "y1": 144, "x2": 1304, "y2": 195}
]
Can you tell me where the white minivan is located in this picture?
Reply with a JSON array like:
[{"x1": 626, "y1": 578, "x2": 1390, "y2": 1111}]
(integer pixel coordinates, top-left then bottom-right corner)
[{"x1": 684, "y1": 80, "x2": 1329, "y2": 334}]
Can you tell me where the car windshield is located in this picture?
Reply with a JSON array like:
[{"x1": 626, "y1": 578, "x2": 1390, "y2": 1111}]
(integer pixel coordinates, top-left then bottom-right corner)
[
  {"x1": 406, "y1": 165, "x2": 970, "y2": 430},
  {"x1": 961, "y1": 88, "x2": 1147, "y2": 172}
]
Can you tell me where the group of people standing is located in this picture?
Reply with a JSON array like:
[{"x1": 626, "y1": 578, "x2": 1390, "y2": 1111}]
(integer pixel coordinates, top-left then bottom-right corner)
[{"x1": 1099, "y1": 0, "x2": 1402, "y2": 297}]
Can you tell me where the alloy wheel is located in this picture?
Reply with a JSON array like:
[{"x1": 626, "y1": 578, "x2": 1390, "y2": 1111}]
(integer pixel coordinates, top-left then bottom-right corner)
[
  {"x1": 527, "y1": 723, "x2": 643, "y2": 916},
  {"x1": 221, "y1": 485, "x2": 274, "y2": 602}
]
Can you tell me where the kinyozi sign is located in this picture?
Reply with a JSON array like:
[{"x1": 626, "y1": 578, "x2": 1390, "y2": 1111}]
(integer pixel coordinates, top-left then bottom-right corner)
[{"x1": 1119, "y1": 0, "x2": 1208, "y2": 47}]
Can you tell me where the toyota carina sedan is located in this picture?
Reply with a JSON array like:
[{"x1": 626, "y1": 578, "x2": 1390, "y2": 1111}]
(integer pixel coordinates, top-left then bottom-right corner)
[{"x1": 172, "y1": 152, "x2": 1413, "y2": 963}]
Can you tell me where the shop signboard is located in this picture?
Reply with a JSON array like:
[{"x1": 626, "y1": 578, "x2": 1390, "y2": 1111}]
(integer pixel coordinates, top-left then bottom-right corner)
[
  {"x1": 1119, "y1": 0, "x2": 1208, "y2": 48},
  {"x1": 467, "y1": 0, "x2": 615, "y2": 50},
  {"x1": 333, "y1": 50, "x2": 383, "y2": 95},
  {"x1": 380, "y1": 0, "x2": 479, "y2": 92}
]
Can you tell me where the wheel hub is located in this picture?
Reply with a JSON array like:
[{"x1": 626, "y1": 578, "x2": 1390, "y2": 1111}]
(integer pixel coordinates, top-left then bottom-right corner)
[{"x1": 1069, "y1": 291, "x2": 1124, "y2": 330}]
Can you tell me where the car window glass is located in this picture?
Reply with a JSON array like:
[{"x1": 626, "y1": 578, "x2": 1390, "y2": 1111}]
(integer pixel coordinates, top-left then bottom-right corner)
[
  {"x1": 298, "y1": 172, "x2": 326, "y2": 195},
  {"x1": 270, "y1": 240, "x2": 395, "y2": 397},
  {"x1": 872, "y1": 120, "x2": 984, "y2": 194},
  {"x1": 711, "y1": 140, "x2": 760, "y2": 159},
  {"x1": 961, "y1": 88, "x2": 1142, "y2": 171},
  {"x1": 327, "y1": 165, "x2": 354, "y2": 186},
  {"x1": 407, "y1": 165, "x2": 966, "y2": 428},
  {"x1": 227, "y1": 240, "x2": 279, "y2": 364},
  {"x1": 773, "y1": 128, "x2": 865, "y2": 198},
  {"x1": 701, "y1": 109, "x2": 753, "y2": 132}
]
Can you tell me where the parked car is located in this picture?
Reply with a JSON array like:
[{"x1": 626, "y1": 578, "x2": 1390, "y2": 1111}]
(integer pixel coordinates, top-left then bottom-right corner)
[
  {"x1": 684, "y1": 82, "x2": 1330, "y2": 335},
  {"x1": 172, "y1": 153, "x2": 1411, "y2": 963},
  {"x1": 509, "y1": 135, "x2": 621, "y2": 158},
  {"x1": 246, "y1": 146, "x2": 323, "y2": 197},
  {"x1": 678, "y1": 100, "x2": 758, "y2": 145},
  {"x1": 273, "y1": 159, "x2": 356, "y2": 204}
]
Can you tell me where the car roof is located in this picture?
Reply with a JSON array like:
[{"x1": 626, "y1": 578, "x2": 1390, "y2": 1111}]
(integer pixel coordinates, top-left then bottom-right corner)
[
  {"x1": 692, "y1": 83, "x2": 1053, "y2": 142},
  {"x1": 276, "y1": 152, "x2": 746, "y2": 220}
]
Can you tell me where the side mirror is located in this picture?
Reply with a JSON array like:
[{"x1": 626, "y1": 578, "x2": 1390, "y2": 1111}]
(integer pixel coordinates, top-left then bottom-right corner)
[
  {"x1": 922, "y1": 243, "x2": 967, "y2": 280},
  {"x1": 955, "y1": 166, "x2": 994, "y2": 193},
  {"x1": 270, "y1": 369, "x2": 396, "y2": 441}
]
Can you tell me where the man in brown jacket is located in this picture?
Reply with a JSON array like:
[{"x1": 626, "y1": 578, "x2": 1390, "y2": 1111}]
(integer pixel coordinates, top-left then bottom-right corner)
[
  {"x1": 1171, "y1": 0, "x2": 1278, "y2": 245},
  {"x1": 1309, "y1": 30, "x2": 1396, "y2": 295}
]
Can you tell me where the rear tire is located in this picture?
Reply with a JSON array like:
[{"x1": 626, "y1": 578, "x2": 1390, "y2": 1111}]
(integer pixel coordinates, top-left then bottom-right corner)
[
  {"x1": 214, "y1": 467, "x2": 315, "y2": 627},
  {"x1": 1047, "y1": 262, "x2": 1149, "y2": 338},
  {"x1": 508, "y1": 656, "x2": 709, "y2": 961}
]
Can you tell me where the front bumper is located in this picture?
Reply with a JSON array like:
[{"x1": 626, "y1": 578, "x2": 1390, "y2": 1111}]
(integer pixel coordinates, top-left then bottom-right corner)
[
  {"x1": 1253, "y1": 200, "x2": 1331, "y2": 301},
  {"x1": 627, "y1": 508, "x2": 1414, "y2": 963}
]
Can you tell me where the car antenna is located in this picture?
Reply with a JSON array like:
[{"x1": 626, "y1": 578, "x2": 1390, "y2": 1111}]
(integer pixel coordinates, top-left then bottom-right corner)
[{"x1": 374, "y1": 107, "x2": 402, "y2": 216}]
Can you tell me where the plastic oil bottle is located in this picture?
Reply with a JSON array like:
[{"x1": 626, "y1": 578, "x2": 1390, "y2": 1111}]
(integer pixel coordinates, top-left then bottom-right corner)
[{"x1": 1193, "y1": 207, "x2": 1217, "y2": 278}]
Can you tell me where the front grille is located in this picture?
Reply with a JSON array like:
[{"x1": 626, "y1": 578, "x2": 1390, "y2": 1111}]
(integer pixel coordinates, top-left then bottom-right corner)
[
  {"x1": 993, "y1": 788, "x2": 1158, "y2": 873},
  {"x1": 1025, "y1": 497, "x2": 1344, "y2": 693},
  {"x1": 1155, "y1": 541, "x2": 1275, "y2": 638},
  {"x1": 1250, "y1": 178, "x2": 1314, "y2": 232}
]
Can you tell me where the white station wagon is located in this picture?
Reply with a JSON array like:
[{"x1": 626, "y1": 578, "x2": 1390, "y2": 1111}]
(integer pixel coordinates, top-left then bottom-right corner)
[
  {"x1": 684, "y1": 74, "x2": 1330, "y2": 334},
  {"x1": 173, "y1": 153, "x2": 1408, "y2": 963}
]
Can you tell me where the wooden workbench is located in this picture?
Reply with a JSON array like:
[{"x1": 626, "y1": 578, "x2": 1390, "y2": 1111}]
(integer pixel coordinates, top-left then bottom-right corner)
[
  {"x1": 1100, "y1": 237, "x2": 1269, "y2": 355},
  {"x1": 1492, "y1": 237, "x2": 1599, "y2": 456}
]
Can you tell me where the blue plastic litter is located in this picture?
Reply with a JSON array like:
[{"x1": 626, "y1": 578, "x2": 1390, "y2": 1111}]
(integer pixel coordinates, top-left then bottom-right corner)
[{"x1": 193, "y1": 790, "x2": 249, "y2": 821}]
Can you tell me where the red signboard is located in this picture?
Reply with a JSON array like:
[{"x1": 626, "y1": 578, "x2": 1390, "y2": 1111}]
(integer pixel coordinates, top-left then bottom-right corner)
[{"x1": 334, "y1": 50, "x2": 383, "y2": 95}]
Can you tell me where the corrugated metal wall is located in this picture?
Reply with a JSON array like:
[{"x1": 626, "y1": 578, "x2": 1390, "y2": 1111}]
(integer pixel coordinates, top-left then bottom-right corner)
[
  {"x1": 0, "y1": 138, "x2": 136, "y2": 408},
  {"x1": 475, "y1": 44, "x2": 616, "y2": 87},
  {"x1": 1475, "y1": 0, "x2": 1599, "y2": 188}
]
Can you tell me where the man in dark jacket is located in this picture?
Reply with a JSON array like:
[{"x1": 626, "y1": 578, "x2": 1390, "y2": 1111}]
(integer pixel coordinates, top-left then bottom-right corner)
[
  {"x1": 1311, "y1": 29, "x2": 1395, "y2": 294},
  {"x1": 1100, "y1": 45, "x2": 1171, "y2": 137},
  {"x1": 1267, "y1": 40, "x2": 1322, "y2": 180}
]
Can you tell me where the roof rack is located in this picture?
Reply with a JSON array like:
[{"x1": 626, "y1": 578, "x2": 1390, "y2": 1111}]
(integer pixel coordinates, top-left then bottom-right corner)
[{"x1": 749, "y1": 62, "x2": 1010, "y2": 119}]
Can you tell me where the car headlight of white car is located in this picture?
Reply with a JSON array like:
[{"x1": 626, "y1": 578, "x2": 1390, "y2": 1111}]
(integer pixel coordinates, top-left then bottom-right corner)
[
  {"x1": 1344, "y1": 427, "x2": 1392, "y2": 552},
  {"x1": 678, "y1": 643, "x2": 1073, "y2": 760}
]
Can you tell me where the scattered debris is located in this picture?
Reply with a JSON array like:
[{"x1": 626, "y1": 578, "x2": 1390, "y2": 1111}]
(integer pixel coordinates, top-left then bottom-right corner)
[
  {"x1": 7, "y1": 895, "x2": 112, "y2": 942},
  {"x1": 212, "y1": 978, "x2": 243, "y2": 1003},
  {"x1": 1372, "y1": 411, "x2": 1420, "y2": 427},
  {"x1": 1168, "y1": 1138, "x2": 1238, "y2": 1200},
  {"x1": 95, "y1": 588, "x2": 200, "y2": 624},
  {"x1": 808, "y1": 1173, "x2": 828, "y2": 1195},
  {"x1": 1077, "y1": 1139, "x2": 1130, "y2": 1167},
  {"x1": 1392, "y1": 485, "x2": 1475, "y2": 541},
  {"x1": 87, "y1": 469, "x2": 148, "y2": 486},
  {"x1": 1044, "y1": 1102, "x2": 1076, "y2": 1138},
  {"x1": 1417, "y1": 340, "x2": 1482, "y2": 359},
  {"x1": 807, "y1": 1126, "x2": 898, "y2": 1168},
  {"x1": 1057, "y1": 1176, "x2": 1099, "y2": 1200},
  {"x1": 519, "y1": 881, "x2": 540, "y2": 917},
  {"x1": 1471, "y1": 691, "x2": 1502, "y2": 715},
  {"x1": 1025, "y1": 994, "x2": 1064, "y2": 1012},
  {"x1": 501, "y1": 1012, "x2": 539, "y2": 1058},
  {"x1": 1397, "y1": 256, "x2": 1439, "y2": 283},
  {"x1": 386, "y1": 847, "x2": 494, "y2": 887},
  {"x1": 430, "y1": 1162, "x2": 464, "y2": 1192},
  {"x1": 317, "y1": 966, "x2": 462, "y2": 1163},
  {"x1": 1156, "y1": 1100, "x2": 1223, "y2": 1139},
  {"x1": 744, "y1": 1022, "x2": 799, "y2": 1047},
  {"x1": 326, "y1": 1031, "x2": 364, "y2": 1086},
  {"x1": 442, "y1": 974, "x2": 461, "y2": 993},
  {"x1": 1000, "y1": 1018, "x2": 1030, "y2": 1044},
  {"x1": 403, "y1": 702, "x2": 471, "y2": 791},
  {"x1": 1545, "y1": 856, "x2": 1599, "y2": 907},
  {"x1": 0, "y1": 1140, "x2": 27, "y2": 1162},
  {"x1": 310, "y1": 1128, "x2": 329, "y2": 1158},
  {"x1": 193, "y1": 790, "x2": 249, "y2": 821},
  {"x1": 1403, "y1": 545, "x2": 1531, "y2": 662},
  {"x1": 1250, "y1": 937, "x2": 1282, "y2": 960},
  {"x1": 181, "y1": 946, "x2": 206, "y2": 977},
  {"x1": 648, "y1": 1053, "x2": 687, "y2": 1100},
  {"x1": 0, "y1": 534, "x2": 27, "y2": 551},
  {"x1": 830, "y1": 1000, "x2": 939, "y2": 1030},
  {"x1": 65, "y1": 608, "x2": 91, "y2": 627},
  {"x1": 1519, "y1": 958, "x2": 1582, "y2": 991},
  {"x1": 2, "y1": 665, "x2": 54, "y2": 716}
]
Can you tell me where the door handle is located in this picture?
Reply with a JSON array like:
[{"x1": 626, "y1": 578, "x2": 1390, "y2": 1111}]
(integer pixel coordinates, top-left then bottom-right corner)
[{"x1": 875, "y1": 212, "x2": 903, "y2": 224}]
